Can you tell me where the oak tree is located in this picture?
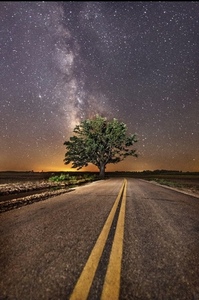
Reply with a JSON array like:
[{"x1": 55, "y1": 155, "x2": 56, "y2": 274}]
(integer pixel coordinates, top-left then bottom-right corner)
[{"x1": 64, "y1": 115, "x2": 138, "y2": 178}]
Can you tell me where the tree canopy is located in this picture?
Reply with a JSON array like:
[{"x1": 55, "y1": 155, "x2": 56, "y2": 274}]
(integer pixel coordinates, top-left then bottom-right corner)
[{"x1": 63, "y1": 115, "x2": 138, "y2": 177}]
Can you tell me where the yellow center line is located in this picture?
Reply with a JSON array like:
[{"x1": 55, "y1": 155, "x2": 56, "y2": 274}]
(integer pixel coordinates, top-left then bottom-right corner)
[
  {"x1": 69, "y1": 180, "x2": 125, "y2": 300},
  {"x1": 101, "y1": 178, "x2": 127, "y2": 300}
]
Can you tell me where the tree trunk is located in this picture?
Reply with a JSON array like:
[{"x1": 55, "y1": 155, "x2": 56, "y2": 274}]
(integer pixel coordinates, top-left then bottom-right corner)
[{"x1": 99, "y1": 162, "x2": 105, "y2": 178}]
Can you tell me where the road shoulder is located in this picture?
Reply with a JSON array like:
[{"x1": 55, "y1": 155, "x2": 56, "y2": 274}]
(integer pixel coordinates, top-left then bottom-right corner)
[{"x1": 141, "y1": 179, "x2": 199, "y2": 199}]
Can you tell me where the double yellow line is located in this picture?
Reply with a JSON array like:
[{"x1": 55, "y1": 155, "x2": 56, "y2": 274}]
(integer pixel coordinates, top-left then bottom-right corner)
[{"x1": 70, "y1": 179, "x2": 127, "y2": 300}]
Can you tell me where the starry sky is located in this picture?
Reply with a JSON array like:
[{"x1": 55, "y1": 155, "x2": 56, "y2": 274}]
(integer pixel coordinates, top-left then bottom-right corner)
[{"x1": 1, "y1": 1, "x2": 199, "y2": 172}]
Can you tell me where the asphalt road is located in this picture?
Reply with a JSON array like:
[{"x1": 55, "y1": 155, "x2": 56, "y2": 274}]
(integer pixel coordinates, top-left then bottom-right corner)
[{"x1": 0, "y1": 178, "x2": 199, "y2": 299}]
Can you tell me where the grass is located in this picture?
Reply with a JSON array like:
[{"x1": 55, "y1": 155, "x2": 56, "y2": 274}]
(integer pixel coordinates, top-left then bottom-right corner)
[
  {"x1": 145, "y1": 177, "x2": 199, "y2": 193},
  {"x1": 48, "y1": 173, "x2": 99, "y2": 185},
  {"x1": 147, "y1": 178, "x2": 184, "y2": 188}
]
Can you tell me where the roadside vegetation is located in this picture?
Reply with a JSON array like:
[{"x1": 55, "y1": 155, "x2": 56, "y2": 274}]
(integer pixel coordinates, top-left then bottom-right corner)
[
  {"x1": 146, "y1": 178, "x2": 185, "y2": 188},
  {"x1": 144, "y1": 177, "x2": 199, "y2": 194},
  {"x1": 48, "y1": 173, "x2": 99, "y2": 185},
  {"x1": 104, "y1": 170, "x2": 199, "y2": 195}
]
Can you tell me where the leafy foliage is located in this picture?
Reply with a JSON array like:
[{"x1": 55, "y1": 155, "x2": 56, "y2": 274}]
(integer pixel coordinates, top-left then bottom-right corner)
[
  {"x1": 49, "y1": 173, "x2": 98, "y2": 184},
  {"x1": 49, "y1": 173, "x2": 73, "y2": 182},
  {"x1": 64, "y1": 115, "x2": 138, "y2": 177}
]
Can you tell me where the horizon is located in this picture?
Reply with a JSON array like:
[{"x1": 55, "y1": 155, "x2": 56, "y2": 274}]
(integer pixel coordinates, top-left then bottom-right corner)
[{"x1": 1, "y1": 169, "x2": 198, "y2": 174}]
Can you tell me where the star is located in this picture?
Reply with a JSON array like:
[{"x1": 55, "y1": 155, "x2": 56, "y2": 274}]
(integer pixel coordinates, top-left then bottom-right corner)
[{"x1": 0, "y1": 1, "x2": 199, "y2": 172}]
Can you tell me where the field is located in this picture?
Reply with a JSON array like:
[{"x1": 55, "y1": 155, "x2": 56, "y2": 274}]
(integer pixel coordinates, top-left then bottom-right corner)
[
  {"x1": 0, "y1": 171, "x2": 198, "y2": 213},
  {"x1": 0, "y1": 171, "x2": 58, "y2": 184},
  {"x1": 1, "y1": 170, "x2": 199, "y2": 183},
  {"x1": 0, "y1": 171, "x2": 99, "y2": 213},
  {"x1": 0, "y1": 171, "x2": 199, "y2": 190},
  {"x1": 138, "y1": 173, "x2": 199, "y2": 197},
  {"x1": 0, "y1": 171, "x2": 101, "y2": 183},
  {"x1": 0, "y1": 170, "x2": 199, "y2": 198},
  {"x1": 110, "y1": 171, "x2": 199, "y2": 194}
]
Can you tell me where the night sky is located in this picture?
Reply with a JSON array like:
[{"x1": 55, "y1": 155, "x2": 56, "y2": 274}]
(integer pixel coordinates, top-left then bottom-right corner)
[{"x1": 1, "y1": 1, "x2": 199, "y2": 172}]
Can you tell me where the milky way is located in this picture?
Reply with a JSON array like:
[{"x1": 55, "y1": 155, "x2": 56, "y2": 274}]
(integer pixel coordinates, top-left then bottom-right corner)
[{"x1": 1, "y1": 1, "x2": 199, "y2": 172}]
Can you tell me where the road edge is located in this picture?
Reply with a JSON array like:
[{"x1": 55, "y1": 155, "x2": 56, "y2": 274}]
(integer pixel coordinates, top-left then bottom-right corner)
[{"x1": 140, "y1": 179, "x2": 199, "y2": 199}]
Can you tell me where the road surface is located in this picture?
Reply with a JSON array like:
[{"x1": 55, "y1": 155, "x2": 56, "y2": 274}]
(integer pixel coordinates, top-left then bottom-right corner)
[{"x1": 0, "y1": 178, "x2": 199, "y2": 299}]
